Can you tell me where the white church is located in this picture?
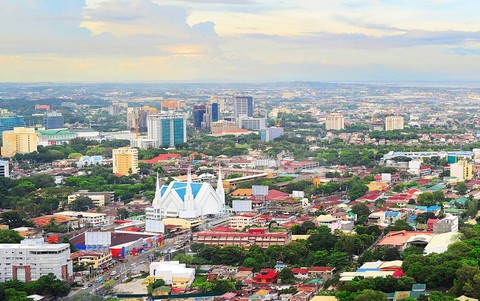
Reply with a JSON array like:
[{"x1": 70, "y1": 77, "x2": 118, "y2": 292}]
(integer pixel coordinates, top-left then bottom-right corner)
[{"x1": 145, "y1": 167, "x2": 225, "y2": 220}]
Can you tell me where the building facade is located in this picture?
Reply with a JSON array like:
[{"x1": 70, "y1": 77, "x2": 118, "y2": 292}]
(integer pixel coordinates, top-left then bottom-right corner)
[
  {"x1": 113, "y1": 147, "x2": 138, "y2": 176},
  {"x1": 1, "y1": 127, "x2": 38, "y2": 158},
  {"x1": 147, "y1": 113, "x2": 187, "y2": 148},
  {"x1": 385, "y1": 116, "x2": 405, "y2": 131},
  {"x1": 450, "y1": 160, "x2": 473, "y2": 180},
  {"x1": 193, "y1": 228, "x2": 291, "y2": 248},
  {"x1": 239, "y1": 117, "x2": 267, "y2": 131},
  {"x1": 36, "y1": 129, "x2": 78, "y2": 146},
  {"x1": 43, "y1": 111, "x2": 64, "y2": 130},
  {"x1": 126, "y1": 106, "x2": 157, "y2": 133},
  {"x1": 234, "y1": 96, "x2": 254, "y2": 118},
  {"x1": 325, "y1": 113, "x2": 345, "y2": 130},
  {"x1": 0, "y1": 116, "x2": 25, "y2": 135},
  {"x1": 210, "y1": 120, "x2": 238, "y2": 133},
  {"x1": 68, "y1": 190, "x2": 113, "y2": 207},
  {"x1": 0, "y1": 238, "x2": 72, "y2": 282},
  {"x1": 0, "y1": 160, "x2": 9, "y2": 177},
  {"x1": 193, "y1": 104, "x2": 206, "y2": 129}
]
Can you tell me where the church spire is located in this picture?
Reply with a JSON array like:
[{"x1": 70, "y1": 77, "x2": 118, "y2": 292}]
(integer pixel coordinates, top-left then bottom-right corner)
[
  {"x1": 184, "y1": 166, "x2": 194, "y2": 210},
  {"x1": 152, "y1": 172, "x2": 161, "y2": 206},
  {"x1": 216, "y1": 163, "x2": 225, "y2": 211}
]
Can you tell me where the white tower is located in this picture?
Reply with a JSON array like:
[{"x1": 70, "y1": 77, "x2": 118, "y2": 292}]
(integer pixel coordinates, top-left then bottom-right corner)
[
  {"x1": 216, "y1": 164, "x2": 226, "y2": 212},
  {"x1": 152, "y1": 173, "x2": 162, "y2": 206},
  {"x1": 184, "y1": 166, "x2": 195, "y2": 211}
]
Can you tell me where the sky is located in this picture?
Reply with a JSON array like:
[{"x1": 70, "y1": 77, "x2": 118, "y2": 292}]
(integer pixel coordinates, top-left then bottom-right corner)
[{"x1": 1, "y1": 0, "x2": 480, "y2": 83}]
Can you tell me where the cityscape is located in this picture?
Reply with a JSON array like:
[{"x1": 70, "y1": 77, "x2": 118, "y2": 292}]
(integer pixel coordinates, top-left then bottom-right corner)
[{"x1": 2, "y1": 1, "x2": 480, "y2": 301}]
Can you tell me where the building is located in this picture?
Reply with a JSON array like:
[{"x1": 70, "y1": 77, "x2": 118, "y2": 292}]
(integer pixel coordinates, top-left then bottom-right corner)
[
  {"x1": 193, "y1": 104, "x2": 206, "y2": 129},
  {"x1": 211, "y1": 120, "x2": 238, "y2": 133},
  {"x1": 0, "y1": 160, "x2": 9, "y2": 177},
  {"x1": 450, "y1": 160, "x2": 473, "y2": 181},
  {"x1": 0, "y1": 238, "x2": 72, "y2": 282},
  {"x1": 113, "y1": 147, "x2": 138, "y2": 176},
  {"x1": 1, "y1": 127, "x2": 38, "y2": 158},
  {"x1": 194, "y1": 228, "x2": 291, "y2": 248},
  {"x1": 161, "y1": 99, "x2": 184, "y2": 111},
  {"x1": 325, "y1": 113, "x2": 345, "y2": 130},
  {"x1": 0, "y1": 116, "x2": 25, "y2": 135},
  {"x1": 70, "y1": 251, "x2": 112, "y2": 269},
  {"x1": 149, "y1": 261, "x2": 195, "y2": 288},
  {"x1": 147, "y1": 112, "x2": 187, "y2": 148},
  {"x1": 145, "y1": 168, "x2": 225, "y2": 219},
  {"x1": 43, "y1": 111, "x2": 64, "y2": 130},
  {"x1": 36, "y1": 129, "x2": 78, "y2": 146},
  {"x1": 54, "y1": 211, "x2": 107, "y2": 228},
  {"x1": 260, "y1": 127, "x2": 284, "y2": 142},
  {"x1": 239, "y1": 117, "x2": 267, "y2": 131},
  {"x1": 201, "y1": 103, "x2": 221, "y2": 131},
  {"x1": 229, "y1": 213, "x2": 259, "y2": 230},
  {"x1": 234, "y1": 96, "x2": 253, "y2": 118},
  {"x1": 68, "y1": 190, "x2": 113, "y2": 207},
  {"x1": 127, "y1": 106, "x2": 157, "y2": 133},
  {"x1": 385, "y1": 116, "x2": 405, "y2": 131}
]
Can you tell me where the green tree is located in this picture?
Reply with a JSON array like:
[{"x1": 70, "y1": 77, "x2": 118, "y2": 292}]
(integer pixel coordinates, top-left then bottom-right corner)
[
  {"x1": 117, "y1": 208, "x2": 129, "y2": 219},
  {"x1": 353, "y1": 289, "x2": 387, "y2": 301},
  {"x1": 72, "y1": 292, "x2": 102, "y2": 301},
  {"x1": 456, "y1": 182, "x2": 468, "y2": 195},
  {"x1": 0, "y1": 211, "x2": 34, "y2": 228},
  {"x1": 69, "y1": 196, "x2": 94, "y2": 211},
  {"x1": 278, "y1": 268, "x2": 295, "y2": 284},
  {"x1": 349, "y1": 184, "x2": 369, "y2": 201},
  {"x1": 0, "y1": 229, "x2": 24, "y2": 243}
]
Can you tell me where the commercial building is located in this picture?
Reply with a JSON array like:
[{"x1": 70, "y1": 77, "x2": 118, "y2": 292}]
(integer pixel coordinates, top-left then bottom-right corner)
[
  {"x1": 0, "y1": 160, "x2": 9, "y2": 177},
  {"x1": 234, "y1": 96, "x2": 253, "y2": 118},
  {"x1": 43, "y1": 111, "x2": 64, "y2": 130},
  {"x1": 325, "y1": 113, "x2": 345, "y2": 130},
  {"x1": 113, "y1": 147, "x2": 138, "y2": 176},
  {"x1": 193, "y1": 228, "x2": 291, "y2": 248},
  {"x1": 1, "y1": 127, "x2": 38, "y2": 158},
  {"x1": 201, "y1": 103, "x2": 221, "y2": 131},
  {"x1": 149, "y1": 261, "x2": 195, "y2": 288},
  {"x1": 0, "y1": 238, "x2": 72, "y2": 282},
  {"x1": 36, "y1": 129, "x2": 77, "y2": 146},
  {"x1": 193, "y1": 104, "x2": 206, "y2": 129},
  {"x1": 385, "y1": 116, "x2": 405, "y2": 131},
  {"x1": 211, "y1": 120, "x2": 238, "y2": 133},
  {"x1": 239, "y1": 117, "x2": 267, "y2": 131},
  {"x1": 54, "y1": 211, "x2": 107, "y2": 228},
  {"x1": 68, "y1": 190, "x2": 113, "y2": 207},
  {"x1": 260, "y1": 127, "x2": 284, "y2": 142},
  {"x1": 147, "y1": 113, "x2": 186, "y2": 148},
  {"x1": 450, "y1": 160, "x2": 473, "y2": 181},
  {"x1": 70, "y1": 251, "x2": 112, "y2": 269},
  {"x1": 127, "y1": 106, "x2": 157, "y2": 133},
  {"x1": 0, "y1": 116, "x2": 25, "y2": 135}
]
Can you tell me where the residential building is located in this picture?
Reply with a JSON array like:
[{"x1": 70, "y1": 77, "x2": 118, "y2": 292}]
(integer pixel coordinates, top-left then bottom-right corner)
[
  {"x1": 113, "y1": 147, "x2": 138, "y2": 176},
  {"x1": 325, "y1": 113, "x2": 345, "y2": 130},
  {"x1": 450, "y1": 160, "x2": 473, "y2": 180},
  {"x1": 238, "y1": 117, "x2": 267, "y2": 131},
  {"x1": 1, "y1": 127, "x2": 38, "y2": 158},
  {"x1": 234, "y1": 96, "x2": 253, "y2": 118},
  {"x1": 54, "y1": 211, "x2": 108, "y2": 228},
  {"x1": 0, "y1": 238, "x2": 72, "y2": 282},
  {"x1": 68, "y1": 190, "x2": 113, "y2": 207},
  {"x1": 229, "y1": 213, "x2": 259, "y2": 230},
  {"x1": 385, "y1": 116, "x2": 405, "y2": 131},
  {"x1": 0, "y1": 116, "x2": 25, "y2": 135},
  {"x1": 147, "y1": 112, "x2": 186, "y2": 147},
  {"x1": 126, "y1": 106, "x2": 157, "y2": 133},
  {"x1": 211, "y1": 120, "x2": 237, "y2": 133},
  {"x1": 43, "y1": 111, "x2": 64, "y2": 130},
  {"x1": 193, "y1": 228, "x2": 291, "y2": 248},
  {"x1": 36, "y1": 129, "x2": 78, "y2": 146},
  {"x1": 149, "y1": 261, "x2": 195, "y2": 288},
  {"x1": 0, "y1": 160, "x2": 9, "y2": 177}
]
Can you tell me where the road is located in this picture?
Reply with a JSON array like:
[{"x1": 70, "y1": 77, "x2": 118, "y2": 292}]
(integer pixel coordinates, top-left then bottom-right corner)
[{"x1": 67, "y1": 234, "x2": 190, "y2": 299}]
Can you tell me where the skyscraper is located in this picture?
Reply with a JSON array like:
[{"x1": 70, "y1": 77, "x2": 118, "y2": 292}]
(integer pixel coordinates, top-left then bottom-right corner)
[
  {"x1": 1, "y1": 127, "x2": 38, "y2": 158},
  {"x1": 0, "y1": 116, "x2": 25, "y2": 135},
  {"x1": 127, "y1": 106, "x2": 157, "y2": 133},
  {"x1": 43, "y1": 111, "x2": 64, "y2": 129},
  {"x1": 325, "y1": 113, "x2": 345, "y2": 130},
  {"x1": 385, "y1": 116, "x2": 404, "y2": 131},
  {"x1": 147, "y1": 112, "x2": 187, "y2": 148},
  {"x1": 234, "y1": 96, "x2": 253, "y2": 118},
  {"x1": 193, "y1": 104, "x2": 206, "y2": 129},
  {"x1": 112, "y1": 147, "x2": 138, "y2": 176}
]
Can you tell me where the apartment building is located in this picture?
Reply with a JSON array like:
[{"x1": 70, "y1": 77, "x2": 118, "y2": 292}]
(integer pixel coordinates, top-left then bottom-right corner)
[
  {"x1": 325, "y1": 113, "x2": 345, "y2": 130},
  {"x1": 229, "y1": 213, "x2": 259, "y2": 230},
  {"x1": 385, "y1": 116, "x2": 405, "y2": 131},
  {"x1": 112, "y1": 147, "x2": 138, "y2": 176},
  {"x1": 68, "y1": 190, "x2": 113, "y2": 207},
  {"x1": 1, "y1": 127, "x2": 38, "y2": 158}
]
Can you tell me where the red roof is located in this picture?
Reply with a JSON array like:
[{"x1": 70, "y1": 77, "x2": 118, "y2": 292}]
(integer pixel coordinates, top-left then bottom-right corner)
[
  {"x1": 392, "y1": 269, "x2": 404, "y2": 278},
  {"x1": 265, "y1": 189, "x2": 289, "y2": 201},
  {"x1": 292, "y1": 268, "x2": 308, "y2": 274},
  {"x1": 142, "y1": 153, "x2": 181, "y2": 164},
  {"x1": 309, "y1": 266, "x2": 335, "y2": 272},
  {"x1": 114, "y1": 220, "x2": 133, "y2": 224},
  {"x1": 32, "y1": 215, "x2": 76, "y2": 227},
  {"x1": 211, "y1": 226, "x2": 236, "y2": 232}
]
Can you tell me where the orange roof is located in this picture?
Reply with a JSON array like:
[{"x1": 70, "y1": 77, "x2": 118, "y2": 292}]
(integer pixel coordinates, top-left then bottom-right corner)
[
  {"x1": 32, "y1": 215, "x2": 76, "y2": 227},
  {"x1": 231, "y1": 188, "x2": 253, "y2": 196},
  {"x1": 376, "y1": 230, "x2": 433, "y2": 247}
]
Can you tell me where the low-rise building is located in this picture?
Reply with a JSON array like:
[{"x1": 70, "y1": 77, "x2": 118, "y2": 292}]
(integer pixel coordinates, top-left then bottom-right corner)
[
  {"x1": 193, "y1": 228, "x2": 291, "y2": 248},
  {"x1": 54, "y1": 211, "x2": 108, "y2": 228},
  {"x1": 68, "y1": 190, "x2": 113, "y2": 208},
  {"x1": 149, "y1": 261, "x2": 195, "y2": 288},
  {"x1": 229, "y1": 213, "x2": 259, "y2": 230},
  {"x1": 70, "y1": 251, "x2": 112, "y2": 269}
]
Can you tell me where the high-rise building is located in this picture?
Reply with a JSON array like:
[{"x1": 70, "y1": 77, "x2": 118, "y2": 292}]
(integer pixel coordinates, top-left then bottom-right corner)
[
  {"x1": 239, "y1": 117, "x2": 267, "y2": 131},
  {"x1": 260, "y1": 127, "x2": 284, "y2": 142},
  {"x1": 210, "y1": 120, "x2": 238, "y2": 133},
  {"x1": 0, "y1": 116, "x2": 25, "y2": 135},
  {"x1": 43, "y1": 111, "x2": 64, "y2": 130},
  {"x1": 0, "y1": 238, "x2": 72, "y2": 282},
  {"x1": 450, "y1": 160, "x2": 473, "y2": 181},
  {"x1": 113, "y1": 147, "x2": 138, "y2": 176},
  {"x1": 385, "y1": 116, "x2": 404, "y2": 131},
  {"x1": 193, "y1": 104, "x2": 206, "y2": 129},
  {"x1": 147, "y1": 113, "x2": 186, "y2": 148},
  {"x1": 1, "y1": 127, "x2": 38, "y2": 158},
  {"x1": 126, "y1": 106, "x2": 157, "y2": 133},
  {"x1": 0, "y1": 160, "x2": 9, "y2": 177},
  {"x1": 325, "y1": 113, "x2": 345, "y2": 130},
  {"x1": 234, "y1": 96, "x2": 254, "y2": 118}
]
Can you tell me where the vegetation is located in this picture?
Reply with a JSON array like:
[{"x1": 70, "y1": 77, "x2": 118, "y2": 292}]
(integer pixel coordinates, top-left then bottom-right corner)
[{"x1": 0, "y1": 273, "x2": 70, "y2": 300}]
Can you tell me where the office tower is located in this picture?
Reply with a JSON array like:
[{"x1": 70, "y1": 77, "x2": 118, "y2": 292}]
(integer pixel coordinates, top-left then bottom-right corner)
[
  {"x1": 0, "y1": 238, "x2": 72, "y2": 282},
  {"x1": 126, "y1": 106, "x2": 157, "y2": 133},
  {"x1": 201, "y1": 103, "x2": 221, "y2": 132},
  {"x1": 1, "y1": 127, "x2": 38, "y2": 158},
  {"x1": 239, "y1": 117, "x2": 267, "y2": 131},
  {"x1": 193, "y1": 104, "x2": 206, "y2": 129},
  {"x1": 450, "y1": 160, "x2": 473, "y2": 181},
  {"x1": 112, "y1": 147, "x2": 138, "y2": 176},
  {"x1": 0, "y1": 160, "x2": 9, "y2": 177},
  {"x1": 210, "y1": 96, "x2": 228, "y2": 112},
  {"x1": 43, "y1": 111, "x2": 64, "y2": 129},
  {"x1": 147, "y1": 112, "x2": 187, "y2": 148},
  {"x1": 234, "y1": 96, "x2": 254, "y2": 118},
  {"x1": 325, "y1": 113, "x2": 345, "y2": 130},
  {"x1": 385, "y1": 116, "x2": 405, "y2": 131},
  {"x1": 0, "y1": 116, "x2": 25, "y2": 135}
]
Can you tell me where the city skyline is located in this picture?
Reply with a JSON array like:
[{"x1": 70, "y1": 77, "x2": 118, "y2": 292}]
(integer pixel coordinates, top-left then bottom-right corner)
[{"x1": 1, "y1": 0, "x2": 480, "y2": 83}]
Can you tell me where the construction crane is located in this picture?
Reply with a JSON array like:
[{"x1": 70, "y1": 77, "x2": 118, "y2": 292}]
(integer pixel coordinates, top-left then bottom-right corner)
[{"x1": 275, "y1": 111, "x2": 286, "y2": 127}]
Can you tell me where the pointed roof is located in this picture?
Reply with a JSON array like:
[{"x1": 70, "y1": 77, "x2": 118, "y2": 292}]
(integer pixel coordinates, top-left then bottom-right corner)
[{"x1": 152, "y1": 173, "x2": 162, "y2": 206}]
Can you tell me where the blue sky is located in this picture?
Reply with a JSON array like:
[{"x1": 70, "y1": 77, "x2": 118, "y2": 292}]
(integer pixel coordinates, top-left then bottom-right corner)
[{"x1": 1, "y1": 0, "x2": 480, "y2": 82}]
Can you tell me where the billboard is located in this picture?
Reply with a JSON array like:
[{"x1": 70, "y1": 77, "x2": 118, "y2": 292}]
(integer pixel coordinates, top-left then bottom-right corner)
[
  {"x1": 85, "y1": 231, "x2": 111, "y2": 246},
  {"x1": 233, "y1": 200, "x2": 253, "y2": 212},
  {"x1": 145, "y1": 220, "x2": 165, "y2": 233},
  {"x1": 252, "y1": 185, "x2": 268, "y2": 196}
]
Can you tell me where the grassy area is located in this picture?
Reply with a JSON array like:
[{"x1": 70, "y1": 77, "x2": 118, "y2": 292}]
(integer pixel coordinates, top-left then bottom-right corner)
[{"x1": 192, "y1": 275, "x2": 207, "y2": 287}]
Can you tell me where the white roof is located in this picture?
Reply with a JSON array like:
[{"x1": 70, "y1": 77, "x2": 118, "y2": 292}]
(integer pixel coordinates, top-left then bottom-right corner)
[
  {"x1": 424, "y1": 232, "x2": 459, "y2": 254},
  {"x1": 54, "y1": 211, "x2": 106, "y2": 218}
]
